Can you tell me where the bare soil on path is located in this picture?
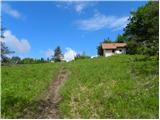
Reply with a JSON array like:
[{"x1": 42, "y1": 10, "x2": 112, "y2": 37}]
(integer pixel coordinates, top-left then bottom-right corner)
[{"x1": 24, "y1": 66, "x2": 70, "y2": 119}]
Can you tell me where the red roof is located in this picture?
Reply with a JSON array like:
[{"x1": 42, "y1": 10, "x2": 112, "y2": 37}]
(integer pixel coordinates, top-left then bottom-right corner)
[{"x1": 102, "y1": 43, "x2": 127, "y2": 49}]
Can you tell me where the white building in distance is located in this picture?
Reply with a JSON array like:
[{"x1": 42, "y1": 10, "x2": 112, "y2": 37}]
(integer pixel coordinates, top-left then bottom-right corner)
[{"x1": 102, "y1": 43, "x2": 127, "y2": 57}]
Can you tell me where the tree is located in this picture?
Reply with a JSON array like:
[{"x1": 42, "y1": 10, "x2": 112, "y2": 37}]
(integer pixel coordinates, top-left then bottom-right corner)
[
  {"x1": 124, "y1": 1, "x2": 159, "y2": 56},
  {"x1": 53, "y1": 46, "x2": 62, "y2": 62},
  {"x1": 126, "y1": 38, "x2": 138, "y2": 54},
  {"x1": 1, "y1": 41, "x2": 15, "y2": 64},
  {"x1": 40, "y1": 57, "x2": 45, "y2": 62},
  {"x1": 1, "y1": 17, "x2": 14, "y2": 64},
  {"x1": 21, "y1": 58, "x2": 34, "y2": 64},
  {"x1": 103, "y1": 37, "x2": 112, "y2": 43},
  {"x1": 75, "y1": 52, "x2": 90, "y2": 60},
  {"x1": 47, "y1": 57, "x2": 50, "y2": 62},
  {"x1": 97, "y1": 44, "x2": 103, "y2": 56},
  {"x1": 115, "y1": 34, "x2": 126, "y2": 43},
  {"x1": 10, "y1": 56, "x2": 21, "y2": 64}
]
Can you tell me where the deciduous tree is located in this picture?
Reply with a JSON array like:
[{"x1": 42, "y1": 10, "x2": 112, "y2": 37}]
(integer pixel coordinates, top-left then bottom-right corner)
[{"x1": 124, "y1": 1, "x2": 159, "y2": 56}]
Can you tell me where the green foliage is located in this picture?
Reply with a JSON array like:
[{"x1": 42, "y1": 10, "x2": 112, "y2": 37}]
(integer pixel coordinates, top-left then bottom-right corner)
[
  {"x1": 124, "y1": 1, "x2": 159, "y2": 56},
  {"x1": 75, "y1": 52, "x2": 90, "y2": 60},
  {"x1": 47, "y1": 57, "x2": 50, "y2": 62},
  {"x1": 53, "y1": 46, "x2": 62, "y2": 62},
  {"x1": 115, "y1": 34, "x2": 126, "y2": 43},
  {"x1": 1, "y1": 26, "x2": 14, "y2": 64},
  {"x1": 1, "y1": 42, "x2": 14, "y2": 64},
  {"x1": 59, "y1": 55, "x2": 159, "y2": 118},
  {"x1": 1, "y1": 63, "x2": 60, "y2": 118},
  {"x1": 126, "y1": 39, "x2": 138, "y2": 54},
  {"x1": 10, "y1": 56, "x2": 21, "y2": 64},
  {"x1": 15, "y1": 58, "x2": 48, "y2": 64},
  {"x1": 20, "y1": 58, "x2": 35, "y2": 64},
  {"x1": 103, "y1": 37, "x2": 112, "y2": 43},
  {"x1": 97, "y1": 45, "x2": 103, "y2": 56},
  {"x1": 1, "y1": 56, "x2": 49, "y2": 65}
]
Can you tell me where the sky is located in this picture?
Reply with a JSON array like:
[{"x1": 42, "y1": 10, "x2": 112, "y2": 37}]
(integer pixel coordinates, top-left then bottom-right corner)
[{"x1": 1, "y1": 1, "x2": 148, "y2": 61}]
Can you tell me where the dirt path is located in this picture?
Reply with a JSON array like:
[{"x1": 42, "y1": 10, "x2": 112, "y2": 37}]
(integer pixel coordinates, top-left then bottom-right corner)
[
  {"x1": 24, "y1": 66, "x2": 70, "y2": 119},
  {"x1": 39, "y1": 66, "x2": 70, "y2": 118}
]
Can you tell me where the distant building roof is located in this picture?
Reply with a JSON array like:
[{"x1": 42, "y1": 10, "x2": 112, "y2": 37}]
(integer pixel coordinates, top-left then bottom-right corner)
[{"x1": 102, "y1": 43, "x2": 127, "y2": 49}]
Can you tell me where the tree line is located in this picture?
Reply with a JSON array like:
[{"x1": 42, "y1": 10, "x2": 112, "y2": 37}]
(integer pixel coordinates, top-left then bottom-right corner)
[
  {"x1": 1, "y1": 41, "x2": 90, "y2": 65},
  {"x1": 1, "y1": 44, "x2": 62, "y2": 65},
  {"x1": 97, "y1": 1, "x2": 158, "y2": 57},
  {"x1": 1, "y1": 56, "x2": 51, "y2": 65},
  {"x1": 52, "y1": 46, "x2": 90, "y2": 62}
]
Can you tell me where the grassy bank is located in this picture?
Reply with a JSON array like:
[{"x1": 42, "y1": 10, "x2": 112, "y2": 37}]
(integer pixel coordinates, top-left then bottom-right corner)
[
  {"x1": 1, "y1": 55, "x2": 159, "y2": 118},
  {"x1": 1, "y1": 63, "x2": 60, "y2": 118},
  {"x1": 59, "y1": 55, "x2": 159, "y2": 118}
]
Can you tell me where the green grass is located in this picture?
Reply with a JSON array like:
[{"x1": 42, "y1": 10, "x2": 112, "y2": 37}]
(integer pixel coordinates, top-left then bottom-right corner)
[
  {"x1": 1, "y1": 55, "x2": 159, "y2": 118},
  {"x1": 59, "y1": 55, "x2": 159, "y2": 118},
  {"x1": 1, "y1": 63, "x2": 60, "y2": 118}
]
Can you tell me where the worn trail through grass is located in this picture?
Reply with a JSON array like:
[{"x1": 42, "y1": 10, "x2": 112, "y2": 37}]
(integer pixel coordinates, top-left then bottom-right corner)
[
  {"x1": 24, "y1": 66, "x2": 70, "y2": 119},
  {"x1": 38, "y1": 66, "x2": 70, "y2": 118}
]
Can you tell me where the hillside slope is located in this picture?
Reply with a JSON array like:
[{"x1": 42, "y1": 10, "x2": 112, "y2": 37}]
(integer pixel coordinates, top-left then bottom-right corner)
[
  {"x1": 1, "y1": 63, "x2": 60, "y2": 118},
  {"x1": 1, "y1": 55, "x2": 159, "y2": 118},
  {"x1": 59, "y1": 55, "x2": 159, "y2": 118}
]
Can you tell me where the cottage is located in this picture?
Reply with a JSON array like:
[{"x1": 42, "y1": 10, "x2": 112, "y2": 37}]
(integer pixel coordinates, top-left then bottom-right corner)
[{"x1": 102, "y1": 43, "x2": 127, "y2": 57}]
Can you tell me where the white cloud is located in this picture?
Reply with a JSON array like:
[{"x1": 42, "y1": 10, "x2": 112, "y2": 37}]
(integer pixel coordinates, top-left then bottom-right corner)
[
  {"x1": 74, "y1": 2, "x2": 89, "y2": 13},
  {"x1": 45, "y1": 49, "x2": 54, "y2": 58},
  {"x1": 64, "y1": 48, "x2": 77, "y2": 62},
  {"x1": 76, "y1": 12, "x2": 129, "y2": 31},
  {"x1": 2, "y1": 3, "x2": 22, "y2": 19},
  {"x1": 3, "y1": 30, "x2": 31, "y2": 53},
  {"x1": 75, "y1": 4, "x2": 84, "y2": 13},
  {"x1": 56, "y1": 1, "x2": 96, "y2": 14}
]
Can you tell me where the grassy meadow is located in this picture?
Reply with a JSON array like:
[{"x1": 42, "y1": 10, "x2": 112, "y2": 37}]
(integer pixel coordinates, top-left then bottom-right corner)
[
  {"x1": 1, "y1": 63, "x2": 60, "y2": 118},
  {"x1": 59, "y1": 55, "x2": 159, "y2": 118},
  {"x1": 1, "y1": 55, "x2": 159, "y2": 118}
]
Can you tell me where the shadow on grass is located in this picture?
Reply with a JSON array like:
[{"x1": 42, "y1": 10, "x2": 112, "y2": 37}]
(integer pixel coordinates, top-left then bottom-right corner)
[{"x1": 1, "y1": 95, "x2": 55, "y2": 119}]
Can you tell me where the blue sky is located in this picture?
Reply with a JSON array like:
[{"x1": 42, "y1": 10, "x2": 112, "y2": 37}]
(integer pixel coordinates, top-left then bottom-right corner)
[{"x1": 2, "y1": 1, "x2": 147, "y2": 59}]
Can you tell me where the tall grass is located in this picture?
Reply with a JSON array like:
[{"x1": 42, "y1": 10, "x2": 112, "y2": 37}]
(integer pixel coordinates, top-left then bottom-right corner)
[
  {"x1": 1, "y1": 63, "x2": 60, "y2": 118},
  {"x1": 59, "y1": 55, "x2": 159, "y2": 118},
  {"x1": 1, "y1": 55, "x2": 158, "y2": 118}
]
